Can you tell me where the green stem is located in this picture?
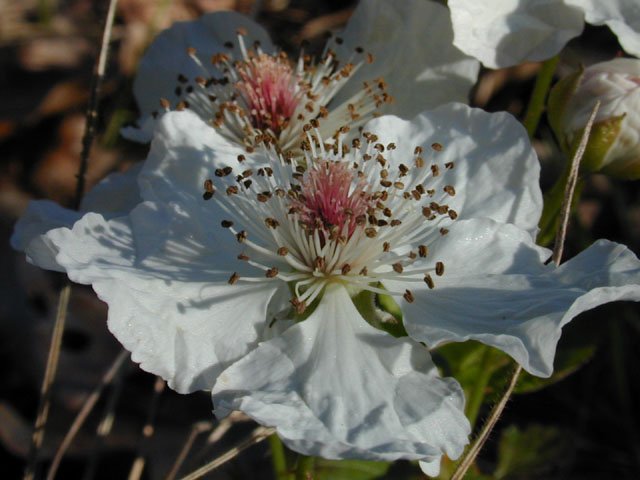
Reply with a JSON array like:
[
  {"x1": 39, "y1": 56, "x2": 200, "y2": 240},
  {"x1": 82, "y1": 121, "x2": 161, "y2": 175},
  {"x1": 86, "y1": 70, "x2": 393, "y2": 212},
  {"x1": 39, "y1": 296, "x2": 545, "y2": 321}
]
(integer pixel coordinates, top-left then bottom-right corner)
[
  {"x1": 295, "y1": 455, "x2": 315, "y2": 480},
  {"x1": 536, "y1": 167, "x2": 585, "y2": 247},
  {"x1": 522, "y1": 56, "x2": 560, "y2": 138},
  {"x1": 269, "y1": 434, "x2": 289, "y2": 480},
  {"x1": 465, "y1": 346, "x2": 495, "y2": 430}
]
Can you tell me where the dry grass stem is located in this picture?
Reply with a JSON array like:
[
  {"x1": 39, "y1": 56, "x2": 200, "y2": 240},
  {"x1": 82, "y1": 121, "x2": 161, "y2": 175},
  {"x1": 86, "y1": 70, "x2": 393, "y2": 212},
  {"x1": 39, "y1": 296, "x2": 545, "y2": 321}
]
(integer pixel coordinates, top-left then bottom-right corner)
[
  {"x1": 23, "y1": 1, "x2": 120, "y2": 477},
  {"x1": 165, "y1": 422, "x2": 214, "y2": 480},
  {"x1": 127, "y1": 377, "x2": 166, "y2": 480},
  {"x1": 178, "y1": 426, "x2": 276, "y2": 480},
  {"x1": 46, "y1": 349, "x2": 129, "y2": 480}
]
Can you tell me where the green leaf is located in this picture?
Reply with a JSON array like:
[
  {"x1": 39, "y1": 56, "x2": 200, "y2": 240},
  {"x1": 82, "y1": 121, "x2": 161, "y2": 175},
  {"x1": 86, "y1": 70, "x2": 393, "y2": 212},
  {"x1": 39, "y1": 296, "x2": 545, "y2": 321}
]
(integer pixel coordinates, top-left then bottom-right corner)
[
  {"x1": 494, "y1": 424, "x2": 574, "y2": 479},
  {"x1": 313, "y1": 459, "x2": 391, "y2": 480}
]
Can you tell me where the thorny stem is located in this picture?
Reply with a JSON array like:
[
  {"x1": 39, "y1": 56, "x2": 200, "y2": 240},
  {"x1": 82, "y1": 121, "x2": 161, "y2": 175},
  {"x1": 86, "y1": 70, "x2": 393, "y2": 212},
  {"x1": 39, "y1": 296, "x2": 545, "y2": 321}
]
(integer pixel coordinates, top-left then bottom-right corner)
[
  {"x1": 23, "y1": 1, "x2": 119, "y2": 478},
  {"x1": 46, "y1": 349, "x2": 129, "y2": 480},
  {"x1": 450, "y1": 365, "x2": 522, "y2": 480},
  {"x1": 450, "y1": 98, "x2": 600, "y2": 480},
  {"x1": 522, "y1": 56, "x2": 559, "y2": 138},
  {"x1": 178, "y1": 426, "x2": 276, "y2": 480},
  {"x1": 552, "y1": 100, "x2": 600, "y2": 265}
]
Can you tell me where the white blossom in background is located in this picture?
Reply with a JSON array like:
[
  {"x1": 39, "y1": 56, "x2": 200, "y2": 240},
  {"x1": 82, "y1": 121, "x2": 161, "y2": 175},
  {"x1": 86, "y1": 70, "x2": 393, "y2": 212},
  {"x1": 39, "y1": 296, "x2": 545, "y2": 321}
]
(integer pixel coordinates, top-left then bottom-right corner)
[
  {"x1": 13, "y1": 104, "x2": 640, "y2": 474},
  {"x1": 550, "y1": 58, "x2": 640, "y2": 178},
  {"x1": 448, "y1": 0, "x2": 640, "y2": 69},
  {"x1": 122, "y1": 0, "x2": 479, "y2": 149}
]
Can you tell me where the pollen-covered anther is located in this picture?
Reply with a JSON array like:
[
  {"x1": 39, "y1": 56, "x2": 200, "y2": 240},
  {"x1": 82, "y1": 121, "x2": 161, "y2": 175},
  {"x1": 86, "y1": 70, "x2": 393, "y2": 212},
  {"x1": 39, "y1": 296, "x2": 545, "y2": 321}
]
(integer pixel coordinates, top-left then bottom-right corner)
[
  {"x1": 403, "y1": 289, "x2": 415, "y2": 303},
  {"x1": 228, "y1": 272, "x2": 240, "y2": 285},
  {"x1": 290, "y1": 297, "x2": 307, "y2": 314},
  {"x1": 277, "y1": 246, "x2": 289, "y2": 256},
  {"x1": 431, "y1": 142, "x2": 443, "y2": 152},
  {"x1": 236, "y1": 230, "x2": 248, "y2": 242},
  {"x1": 424, "y1": 274, "x2": 435, "y2": 289},
  {"x1": 392, "y1": 263, "x2": 404, "y2": 274},
  {"x1": 435, "y1": 262, "x2": 445, "y2": 276},
  {"x1": 266, "y1": 267, "x2": 279, "y2": 278}
]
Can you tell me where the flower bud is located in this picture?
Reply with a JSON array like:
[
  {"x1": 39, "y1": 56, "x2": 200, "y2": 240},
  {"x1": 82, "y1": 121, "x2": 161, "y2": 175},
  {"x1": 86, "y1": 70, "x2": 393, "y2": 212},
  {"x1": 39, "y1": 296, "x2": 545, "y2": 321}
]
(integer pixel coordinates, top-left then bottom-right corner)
[{"x1": 548, "y1": 58, "x2": 640, "y2": 179}]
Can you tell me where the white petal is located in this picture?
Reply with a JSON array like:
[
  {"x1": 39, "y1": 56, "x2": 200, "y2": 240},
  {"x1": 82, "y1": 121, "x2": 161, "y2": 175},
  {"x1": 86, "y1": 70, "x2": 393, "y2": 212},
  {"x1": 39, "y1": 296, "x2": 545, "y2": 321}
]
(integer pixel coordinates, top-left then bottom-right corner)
[
  {"x1": 212, "y1": 283, "x2": 470, "y2": 462},
  {"x1": 126, "y1": 12, "x2": 275, "y2": 142},
  {"x1": 12, "y1": 164, "x2": 143, "y2": 272},
  {"x1": 363, "y1": 103, "x2": 542, "y2": 236},
  {"x1": 80, "y1": 162, "x2": 143, "y2": 214},
  {"x1": 47, "y1": 203, "x2": 279, "y2": 393},
  {"x1": 332, "y1": 0, "x2": 479, "y2": 116},
  {"x1": 11, "y1": 200, "x2": 83, "y2": 272},
  {"x1": 138, "y1": 110, "x2": 256, "y2": 206},
  {"x1": 419, "y1": 458, "x2": 442, "y2": 478},
  {"x1": 391, "y1": 219, "x2": 640, "y2": 377},
  {"x1": 448, "y1": 0, "x2": 584, "y2": 68},
  {"x1": 567, "y1": 0, "x2": 640, "y2": 57}
]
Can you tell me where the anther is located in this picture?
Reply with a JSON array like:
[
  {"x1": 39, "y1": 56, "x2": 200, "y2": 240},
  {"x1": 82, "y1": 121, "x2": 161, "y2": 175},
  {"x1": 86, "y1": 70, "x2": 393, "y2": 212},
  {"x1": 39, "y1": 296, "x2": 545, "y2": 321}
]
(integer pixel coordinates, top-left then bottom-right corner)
[
  {"x1": 392, "y1": 263, "x2": 403, "y2": 273},
  {"x1": 444, "y1": 185, "x2": 456, "y2": 196},
  {"x1": 277, "y1": 247, "x2": 289, "y2": 256},
  {"x1": 431, "y1": 165, "x2": 440, "y2": 176},
  {"x1": 383, "y1": 242, "x2": 390, "y2": 252},
  {"x1": 431, "y1": 142, "x2": 443, "y2": 152},
  {"x1": 341, "y1": 264, "x2": 352, "y2": 275},
  {"x1": 236, "y1": 230, "x2": 248, "y2": 242},
  {"x1": 418, "y1": 245, "x2": 428, "y2": 257},
  {"x1": 424, "y1": 274, "x2": 435, "y2": 289},
  {"x1": 237, "y1": 253, "x2": 249, "y2": 261},
  {"x1": 228, "y1": 272, "x2": 240, "y2": 285},
  {"x1": 221, "y1": 220, "x2": 234, "y2": 228},
  {"x1": 266, "y1": 267, "x2": 279, "y2": 278},
  {"x1": 403, "y1": 290, "x2": 415, "y2": 303},
  {"x1": 440, "y1": 228, "x2": 449, "y2": 235},
  {"x1": 448, "y1": 210, "x2": 458, "y2": 220},
  {"x1": 435, "y1": 262, "x2": 445, "y2": 276}
]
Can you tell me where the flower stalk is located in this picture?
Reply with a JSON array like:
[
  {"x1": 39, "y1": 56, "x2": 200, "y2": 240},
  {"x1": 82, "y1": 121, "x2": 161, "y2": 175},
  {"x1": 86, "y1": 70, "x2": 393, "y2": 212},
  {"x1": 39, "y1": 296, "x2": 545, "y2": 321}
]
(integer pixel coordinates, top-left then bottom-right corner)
[{"x1": 523, "y1": 56, "x2": 560, "y2": 138}]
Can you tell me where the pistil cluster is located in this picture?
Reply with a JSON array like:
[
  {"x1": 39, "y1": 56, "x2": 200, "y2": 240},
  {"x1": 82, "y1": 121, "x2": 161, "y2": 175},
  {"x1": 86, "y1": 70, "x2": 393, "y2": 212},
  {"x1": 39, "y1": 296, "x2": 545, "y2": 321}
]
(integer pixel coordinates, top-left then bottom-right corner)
[
  {"x1": 158, "y1": 29, "x2": 393, "y2": 152},
  {"x1": 203, "y1": 125, "x2": 457, "y2": 315}
]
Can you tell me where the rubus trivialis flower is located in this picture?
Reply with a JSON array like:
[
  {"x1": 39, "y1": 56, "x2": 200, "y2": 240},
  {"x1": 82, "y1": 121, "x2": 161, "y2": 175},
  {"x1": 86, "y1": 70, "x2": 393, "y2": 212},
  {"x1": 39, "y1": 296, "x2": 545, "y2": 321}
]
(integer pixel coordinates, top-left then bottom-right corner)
[
  {"x1": 14, "y1": 103, "x2": 640, "y2": 473},
  {"x1": 122, "y1": 0, "x2": 480, "y2": 150},
  {"x1": 548, "y1": 58, "x2": 640, "y2": 178},
  {"x1": 448, "y1": 0, "x2": 640, "y2": 68}
]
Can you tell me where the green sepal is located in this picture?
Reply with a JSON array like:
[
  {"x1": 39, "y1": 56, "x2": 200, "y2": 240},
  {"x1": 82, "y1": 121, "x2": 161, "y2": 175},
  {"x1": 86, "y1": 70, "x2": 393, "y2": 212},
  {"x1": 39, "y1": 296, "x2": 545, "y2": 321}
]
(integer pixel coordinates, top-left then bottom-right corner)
[
  {"x1": 567, "y1": 113, "x2": 626, "y2": 173},
  {"x1": 351, "y1": 288, "x2": 408, "y2": 338},
  {"x1": 547, "y1": 65, "x2": 584, "y2": 149}
]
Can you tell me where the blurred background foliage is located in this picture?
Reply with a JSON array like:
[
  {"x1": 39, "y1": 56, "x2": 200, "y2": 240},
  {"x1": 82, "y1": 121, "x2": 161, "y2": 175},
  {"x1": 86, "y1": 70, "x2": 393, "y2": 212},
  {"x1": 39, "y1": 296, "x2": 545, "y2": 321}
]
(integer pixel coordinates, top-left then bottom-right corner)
[{"x1": 1, "y1": 0, "x2": 639, "y2": 478}]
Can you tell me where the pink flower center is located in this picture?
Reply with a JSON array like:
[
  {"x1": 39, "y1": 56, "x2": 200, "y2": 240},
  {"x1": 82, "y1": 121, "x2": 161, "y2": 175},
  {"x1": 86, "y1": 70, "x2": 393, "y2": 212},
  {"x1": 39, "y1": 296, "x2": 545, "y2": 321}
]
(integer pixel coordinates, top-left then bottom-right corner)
[
  {"x1": 293, "y1": 160, "x2": 373, "y2": 242},
  {"x1": 235, "y1": 54, "x2": 304, "y2": 135}
]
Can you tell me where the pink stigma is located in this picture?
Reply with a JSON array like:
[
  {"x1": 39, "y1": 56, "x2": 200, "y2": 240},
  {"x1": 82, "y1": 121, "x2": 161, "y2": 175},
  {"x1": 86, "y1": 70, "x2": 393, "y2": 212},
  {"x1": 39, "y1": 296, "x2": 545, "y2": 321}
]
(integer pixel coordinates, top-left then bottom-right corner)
[
  {"x1": 235, "y1": 54, "x2": 303, "y2": 135},
  {"x1": 294, "y1": 160, "x2": 373, "y2": 240}
]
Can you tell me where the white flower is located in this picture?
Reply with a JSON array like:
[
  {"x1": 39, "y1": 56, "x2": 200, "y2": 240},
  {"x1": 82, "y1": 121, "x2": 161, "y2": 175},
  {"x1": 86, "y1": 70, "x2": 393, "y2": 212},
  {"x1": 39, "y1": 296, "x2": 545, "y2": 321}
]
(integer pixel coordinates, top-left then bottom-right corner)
[
  {"x1": 13, "y1": 104, "x2": 640, "y2": 471},
  {"x1": 12, "y1": 0, "x2": 479, "y2": 275},
  {"x1": 448, "y1": 0, "x2": 640, "y2": 68},
  {"x1": 122, "y1": 0, "x2": 480, "y2": 148}
]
